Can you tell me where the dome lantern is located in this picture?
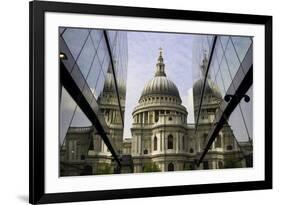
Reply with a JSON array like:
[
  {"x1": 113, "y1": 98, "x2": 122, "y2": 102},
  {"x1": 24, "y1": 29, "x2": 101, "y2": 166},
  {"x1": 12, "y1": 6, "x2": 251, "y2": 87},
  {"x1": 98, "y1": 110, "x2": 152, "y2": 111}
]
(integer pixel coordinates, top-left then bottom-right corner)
[
  {"x1": 139, "y1": 48, "x2": 181, "y2": 102},
  {"x1": 155, "y1": 48, "x2": 166, "y2": 77}
]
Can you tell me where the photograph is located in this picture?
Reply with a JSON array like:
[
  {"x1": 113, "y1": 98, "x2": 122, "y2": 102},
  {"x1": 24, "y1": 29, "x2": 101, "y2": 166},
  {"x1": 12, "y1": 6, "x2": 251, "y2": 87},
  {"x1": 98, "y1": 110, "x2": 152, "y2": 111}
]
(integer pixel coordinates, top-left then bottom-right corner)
[{"x1": 59, "y1": 28, "x2": 253, "y2": 176}]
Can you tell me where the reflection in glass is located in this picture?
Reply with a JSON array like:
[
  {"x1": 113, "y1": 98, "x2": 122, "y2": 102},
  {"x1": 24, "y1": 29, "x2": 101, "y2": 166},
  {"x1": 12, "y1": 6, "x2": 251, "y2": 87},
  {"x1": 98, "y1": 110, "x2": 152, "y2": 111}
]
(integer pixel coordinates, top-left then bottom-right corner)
[
  {"x1": 76, "y1": 36, "x2": 96, "y2": 78},
  {"x1": 86, "y1": 55, "x2": 101, "y2": 96},
  {"x1": 225, "y1": 40, "x2": 241, "y2": 78},
  {"x1": 62, "y1": 28, "x2": 89, "y2": 60},
  {"x1": 90, "y1": 30, "x2": 103, "y2": 49},
  {"x1": 219, "y1": 57, "x2": 232, "y2": 91},
  {"x1": 192, "y1": 34, "x2": 253, "y2": 169},
  {"x1": 231, "y1": 37, "x2": 252, "y2": 62},
  {"x1": 60, "y1": 28, "x2": 128, "y2": 176}
]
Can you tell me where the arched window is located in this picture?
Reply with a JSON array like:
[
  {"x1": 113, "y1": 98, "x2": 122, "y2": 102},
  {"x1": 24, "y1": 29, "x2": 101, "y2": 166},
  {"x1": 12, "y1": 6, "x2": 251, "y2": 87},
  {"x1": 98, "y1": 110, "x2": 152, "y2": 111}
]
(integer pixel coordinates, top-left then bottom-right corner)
[
  {"x1": 168, "y1": 135, "x2": 173, "y2": 149},
  {"x1": 154, "y1": 136, "x2": 157, "y2": 151},
  {"x1": 189, "y1": 148, "x2": 194, "y2": 153},
  {"x1": 168, "y1": 163, "x2": 174, "y2": 171},
  {"x1": 143, "y1": 149, "x2": 148, "y2": 154}
]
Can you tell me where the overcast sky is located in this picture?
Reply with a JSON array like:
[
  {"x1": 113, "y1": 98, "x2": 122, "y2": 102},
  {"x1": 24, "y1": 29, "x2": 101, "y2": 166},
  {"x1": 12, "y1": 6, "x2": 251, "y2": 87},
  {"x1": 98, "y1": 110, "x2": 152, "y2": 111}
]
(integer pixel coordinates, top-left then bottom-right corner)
[{"x1": 123, "y1": 31, "x2": 196, "y2": 138}]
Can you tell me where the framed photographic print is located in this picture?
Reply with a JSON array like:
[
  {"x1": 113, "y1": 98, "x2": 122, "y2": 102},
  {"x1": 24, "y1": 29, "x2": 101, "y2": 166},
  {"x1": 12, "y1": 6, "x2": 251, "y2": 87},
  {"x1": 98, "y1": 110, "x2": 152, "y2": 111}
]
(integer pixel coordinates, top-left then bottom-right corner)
[{"x1": 29, "y1": 0, "x2": 272, "y2": 204}]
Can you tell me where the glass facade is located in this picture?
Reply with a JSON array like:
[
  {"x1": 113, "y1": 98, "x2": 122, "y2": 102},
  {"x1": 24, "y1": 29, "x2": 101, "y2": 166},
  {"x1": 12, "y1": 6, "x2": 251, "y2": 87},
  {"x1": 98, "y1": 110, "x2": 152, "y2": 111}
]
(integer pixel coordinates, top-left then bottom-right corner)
[
  {"x1": 192, "y1": 35, "x2": 253, "y2": 167},
  {"x1": 59, "y1": 27, "x2": 128, "y2": 176}
]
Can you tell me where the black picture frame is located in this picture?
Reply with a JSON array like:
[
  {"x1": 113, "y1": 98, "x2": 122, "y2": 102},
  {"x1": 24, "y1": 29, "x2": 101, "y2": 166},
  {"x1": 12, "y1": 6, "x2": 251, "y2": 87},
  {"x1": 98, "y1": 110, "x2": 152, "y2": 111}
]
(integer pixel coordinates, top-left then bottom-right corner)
[{"x1": 29, "y1": 0, "x2": 272, "y2": 204}]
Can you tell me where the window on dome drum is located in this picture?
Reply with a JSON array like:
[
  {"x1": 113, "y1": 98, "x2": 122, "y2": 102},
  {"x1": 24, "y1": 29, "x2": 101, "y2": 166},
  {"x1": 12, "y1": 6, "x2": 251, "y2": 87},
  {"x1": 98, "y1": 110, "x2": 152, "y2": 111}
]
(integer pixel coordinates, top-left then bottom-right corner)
[
  {"x1": 154, "y1": 136, "x2": 157, "y2": 151},
  {"x1": 168, "y1": 135, "x2": 173, "y2": 149},
  {"x1": 143, "y1": 149, "x2": 148, "y2": 155},
  {"x1": 155, "y1": 110, "x2": 159, "y2": 122},
  {"x1": 215, "y1": 134, "x2": 222, "y2": 148},
  {"x1": 168, "y1": 117, "x2": 172, "y2": 121},
  {"x1": 226, "y1": 145, "x2": 233, "y2": 150},
  {"x1": 189, "y1": 148, "x2": 194, "y2": 153},
  {"x1": 149, "y1": 114, "x2": 153, "y2": 123},
  {"x1": 168, "y1": 163, "x2": 174, "y2": 171}
]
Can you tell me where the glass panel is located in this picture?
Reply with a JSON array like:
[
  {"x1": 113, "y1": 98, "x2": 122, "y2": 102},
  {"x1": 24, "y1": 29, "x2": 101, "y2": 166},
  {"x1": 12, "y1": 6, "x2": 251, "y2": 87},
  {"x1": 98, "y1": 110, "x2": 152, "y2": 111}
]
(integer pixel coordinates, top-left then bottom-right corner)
[
  {"x1": 101, "y1": 52, "x2": 110, "y2": 74},
  {"x1": 60, "y1": 87, "x2": 76, "y2": 145},
  {"x1": 71, "y1": 105, "x2": 92, "y2": 127},
  {"x1": 94, "y1": 71, "x2": 106, "y2": 99},
  {"x1": 207, "y1": 36, "x2": 214, "y2": 47},
  {"x1": 219, "y1": 57, "x2": 232, "y2": 91},
  {"x1": 225, "y1": 40, "x2": 241, "y2": 78},
  {"x1": 97, "y1": 36, "x2": 107, "y2": 63},
  {"x1": 76, "y1": 36, "x2": 96, "y2": 78},
  {"x1": 209, "y1": 53, "x2": 219, "y2": 80},
  {"x1": 227, "y1": 102, "x2": 249, "y2": 142},
  {"x1": 220, "y1": 36, "x2": 229, "y2": 51},
  {"x1": 215, "y1": 71, "x2": 226, "y2": 97},
  {"x1": 231, "y1": 37, "x2": 252, "y2": 62},
  {"x1": 90, "y1": 29, "x2": 103, "y2": 49},
  {"x1": 71, "y1": 63, "x2": 86, "y2": 91},
  {"x1": 62, "y1": 28, "x2": 89, "y2": 60},
  {"x1": 59, "y1": 27, "x2": 66, "y2": 35},
  {"x1": 239, "y1": 86, "x2": 253, "y2": 139},
  {"x1": 214, "y1": 40, "x2": 224, "y2": 66},
  {"x1": 86, "y1": 54, "x2": 102, "y2": 96},
  {"x1": 107, "y1": 30, "x2": 117, "y2": 45}
]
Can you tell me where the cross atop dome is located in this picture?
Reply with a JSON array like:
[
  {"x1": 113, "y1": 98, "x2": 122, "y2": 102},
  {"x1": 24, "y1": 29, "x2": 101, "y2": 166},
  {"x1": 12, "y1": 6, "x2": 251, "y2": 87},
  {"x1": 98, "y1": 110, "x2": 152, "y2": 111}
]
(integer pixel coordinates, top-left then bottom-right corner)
[{"x1": 155, "y1": 48, "x2": 166, "y2": 77}]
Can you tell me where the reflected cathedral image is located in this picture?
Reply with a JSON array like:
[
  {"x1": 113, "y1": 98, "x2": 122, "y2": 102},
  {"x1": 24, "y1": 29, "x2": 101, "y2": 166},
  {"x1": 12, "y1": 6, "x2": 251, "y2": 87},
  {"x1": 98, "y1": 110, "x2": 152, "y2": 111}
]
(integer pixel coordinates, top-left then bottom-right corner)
[{"x1": 59, "y1": 28, "x2": 253, "y2": 176}]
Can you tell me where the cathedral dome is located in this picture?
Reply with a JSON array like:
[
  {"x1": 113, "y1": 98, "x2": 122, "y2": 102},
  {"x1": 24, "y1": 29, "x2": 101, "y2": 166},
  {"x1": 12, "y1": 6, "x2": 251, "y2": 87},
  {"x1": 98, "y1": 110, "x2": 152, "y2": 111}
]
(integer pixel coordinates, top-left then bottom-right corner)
[
  {"x1": 140, "y1": 49, "x2": 180, "y2": 100},
  {"x1": 193, "y1": 78, "x2": 222, "y2": 99},
  {"x1": 103, "y1": 73, "x2": 126, "y2": 97},
  {"x1": 141, "y1": 76, "x2": 180, "y2": 98}
]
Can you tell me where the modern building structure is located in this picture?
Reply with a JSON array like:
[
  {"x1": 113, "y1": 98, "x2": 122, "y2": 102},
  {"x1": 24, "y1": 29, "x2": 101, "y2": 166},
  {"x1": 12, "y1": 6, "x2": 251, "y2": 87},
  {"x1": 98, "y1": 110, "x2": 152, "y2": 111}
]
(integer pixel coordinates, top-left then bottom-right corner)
[
  {"x1": 59, "y1": 30, "x2": 253, "y2": 176},
  {"x1": 59, "y1": 27, "x2": 129, "y2": 176},
  {"x1": 192, "y1": 35, "x2": 253, "y2": 168}
]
